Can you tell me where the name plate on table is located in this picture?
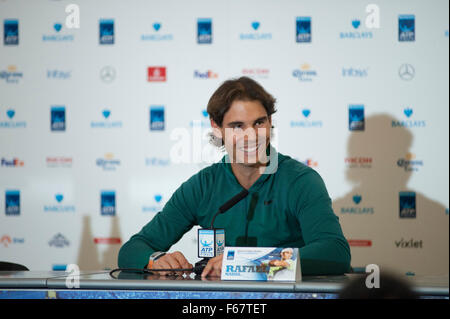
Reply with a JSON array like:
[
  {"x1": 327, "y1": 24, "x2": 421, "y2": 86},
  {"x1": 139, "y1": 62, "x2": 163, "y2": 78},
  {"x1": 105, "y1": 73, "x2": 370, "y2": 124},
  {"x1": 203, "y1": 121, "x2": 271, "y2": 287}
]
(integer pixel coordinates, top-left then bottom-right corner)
[{"x1": 221, "y1": 247, "x2": 301, "y2": 282}]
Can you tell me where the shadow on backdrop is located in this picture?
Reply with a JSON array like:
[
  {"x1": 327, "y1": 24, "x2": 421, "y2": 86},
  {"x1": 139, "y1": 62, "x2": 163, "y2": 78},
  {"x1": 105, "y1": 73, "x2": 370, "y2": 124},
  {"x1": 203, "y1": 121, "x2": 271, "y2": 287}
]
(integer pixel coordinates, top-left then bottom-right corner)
[
  {"x1": 77, "y1": 215, "x2": 122, "y2": 270},
  {"x1": 332, "y1": 114, "x2": 448, "y2": 275}
]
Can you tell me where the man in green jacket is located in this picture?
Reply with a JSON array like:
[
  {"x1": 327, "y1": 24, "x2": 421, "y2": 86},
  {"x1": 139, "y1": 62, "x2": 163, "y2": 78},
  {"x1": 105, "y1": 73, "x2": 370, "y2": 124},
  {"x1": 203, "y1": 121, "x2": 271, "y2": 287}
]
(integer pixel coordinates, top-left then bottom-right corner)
[{"x1": 118, "y1": 76, "x2": 351, "y2": 277}]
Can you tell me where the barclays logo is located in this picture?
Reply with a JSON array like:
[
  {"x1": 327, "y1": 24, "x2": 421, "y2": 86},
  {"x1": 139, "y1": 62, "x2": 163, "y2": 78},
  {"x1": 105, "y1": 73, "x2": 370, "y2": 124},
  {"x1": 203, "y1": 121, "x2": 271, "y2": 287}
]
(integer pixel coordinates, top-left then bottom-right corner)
[
  {"x1": 391, "y1": 108, "x2": 426, "y2": 128},
  {"x1": 91, "y1": 110, "x2": 123, "y2": 128},
  {"x1": 340, "y1": 194, "x2": 375, "y2": 214},
  {"x1": 142, "y1": 194, "x2": 164, "y2": 213},
  {"x1": 44, "y1": 193, "x2": 75, "y2": 213},
  {"x1": 340, "y1": 19, "x2": 373, "y2": 39},
  {"x1": 0, "y1": 108, "x2": 26, "y2": 129},
  {"x1": 189, "y1": 109, "x2": 211, "y2": 127},
  {"x1": 141, "y1": 22, "x2": 174, "y2": 41},
  {"x1": 290, "y1": 108, "x2": 323, "y2": 128},
  {"x1": 240, "y1": 21, "x2": 272, "y2": 40},
  {"x1": 42, "y1": 23, "x2": 74, "y2": 42}
]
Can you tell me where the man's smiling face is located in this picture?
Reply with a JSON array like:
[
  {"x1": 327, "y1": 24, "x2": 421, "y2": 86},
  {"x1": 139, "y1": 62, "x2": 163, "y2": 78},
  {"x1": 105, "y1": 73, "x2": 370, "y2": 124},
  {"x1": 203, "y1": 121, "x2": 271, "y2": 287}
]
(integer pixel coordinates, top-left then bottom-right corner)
[{"x1": 211, "y1": 99, "x2": 272, "y2": 166}]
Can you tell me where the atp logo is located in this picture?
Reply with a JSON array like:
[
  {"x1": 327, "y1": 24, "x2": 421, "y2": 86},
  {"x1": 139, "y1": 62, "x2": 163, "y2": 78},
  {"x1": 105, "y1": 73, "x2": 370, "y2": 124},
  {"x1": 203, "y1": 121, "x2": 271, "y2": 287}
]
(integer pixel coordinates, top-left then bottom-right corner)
[
  {"x1": 349, "y1": 105, "x2": 365, "y2": 131},
  {"x1": 399, "y1": 15, "x2": 415, "y2": 42},
  {"x1": 4, "y1": 19, "x2": 19, "y2": 45},
  {"x1": 296, "y1": 17, "x2": 311, "y2": 43},
  {"x1": 201, "y1": 240, "x2": 213, "y2": 247},
  {"x1": 197, "y1": 18, "x2": 212, "y2": 44}
]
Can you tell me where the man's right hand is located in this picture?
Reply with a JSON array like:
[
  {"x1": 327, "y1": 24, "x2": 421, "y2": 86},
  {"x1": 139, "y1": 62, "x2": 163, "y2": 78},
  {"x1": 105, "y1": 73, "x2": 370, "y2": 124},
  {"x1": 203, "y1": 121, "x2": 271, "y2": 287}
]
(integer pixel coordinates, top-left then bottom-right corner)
[{"x1": 147, "y1": 251, "x2": 193, "y2": 276}]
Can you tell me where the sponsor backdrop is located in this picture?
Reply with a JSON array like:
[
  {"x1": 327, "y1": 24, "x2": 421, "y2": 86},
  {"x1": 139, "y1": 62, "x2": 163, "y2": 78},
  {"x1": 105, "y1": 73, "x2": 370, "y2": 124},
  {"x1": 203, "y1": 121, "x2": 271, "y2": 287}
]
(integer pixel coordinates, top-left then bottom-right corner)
[{"x1": 0, "y1": 0, "x2": 448, "y2": 276}]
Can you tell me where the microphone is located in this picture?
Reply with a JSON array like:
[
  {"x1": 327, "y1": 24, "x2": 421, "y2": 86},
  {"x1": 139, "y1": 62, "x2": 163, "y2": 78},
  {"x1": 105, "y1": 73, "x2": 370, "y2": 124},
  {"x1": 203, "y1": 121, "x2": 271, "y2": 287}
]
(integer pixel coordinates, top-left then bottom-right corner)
[
  {"x1": 194, "y1": 189, "x2": 249, "y2": 276},
  {"x1": 210, "y1": 189, "x2": 249, "y2": 229}
]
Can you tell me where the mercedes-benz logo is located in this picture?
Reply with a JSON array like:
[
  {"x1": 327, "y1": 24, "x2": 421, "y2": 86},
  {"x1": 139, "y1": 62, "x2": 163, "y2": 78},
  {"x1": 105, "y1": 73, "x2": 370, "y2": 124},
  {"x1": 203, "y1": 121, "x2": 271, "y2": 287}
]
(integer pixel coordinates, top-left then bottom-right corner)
[
  {"x1": 100, "y1": 66, "x2": 116, "y2": 83},
  {"x1": 398, "y1": 64, "x2": 415, "y2": 81}
]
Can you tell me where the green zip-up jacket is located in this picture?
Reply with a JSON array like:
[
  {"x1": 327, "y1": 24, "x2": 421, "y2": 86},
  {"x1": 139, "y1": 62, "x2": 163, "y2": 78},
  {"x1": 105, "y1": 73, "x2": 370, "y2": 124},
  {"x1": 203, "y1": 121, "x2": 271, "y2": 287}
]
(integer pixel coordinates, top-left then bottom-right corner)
[{"x1": 118, "y1": 147, "x2": 351, "y2": 275}]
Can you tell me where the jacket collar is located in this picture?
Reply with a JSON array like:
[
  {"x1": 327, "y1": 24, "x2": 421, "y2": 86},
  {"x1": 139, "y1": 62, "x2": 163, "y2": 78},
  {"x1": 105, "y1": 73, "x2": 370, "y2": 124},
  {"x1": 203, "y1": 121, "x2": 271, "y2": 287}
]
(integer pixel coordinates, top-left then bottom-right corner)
[{"x1": 220, "y1": 144, "x2": 282, "y2": 193}]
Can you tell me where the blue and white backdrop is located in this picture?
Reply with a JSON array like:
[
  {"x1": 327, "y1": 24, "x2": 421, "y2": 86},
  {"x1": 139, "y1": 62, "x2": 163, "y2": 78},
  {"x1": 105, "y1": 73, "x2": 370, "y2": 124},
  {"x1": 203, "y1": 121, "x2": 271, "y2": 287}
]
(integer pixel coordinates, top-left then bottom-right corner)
[{"x1": 0, "y1": 0, "x2": 448, "y2": 276}]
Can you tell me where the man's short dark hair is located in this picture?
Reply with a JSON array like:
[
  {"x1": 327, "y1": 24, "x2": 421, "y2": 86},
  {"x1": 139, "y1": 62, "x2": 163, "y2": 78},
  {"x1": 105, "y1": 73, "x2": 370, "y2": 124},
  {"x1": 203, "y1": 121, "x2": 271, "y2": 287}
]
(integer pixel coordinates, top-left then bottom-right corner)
[{"x1": 206, "y1": 76, "x2": 277, "y2": 147}]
